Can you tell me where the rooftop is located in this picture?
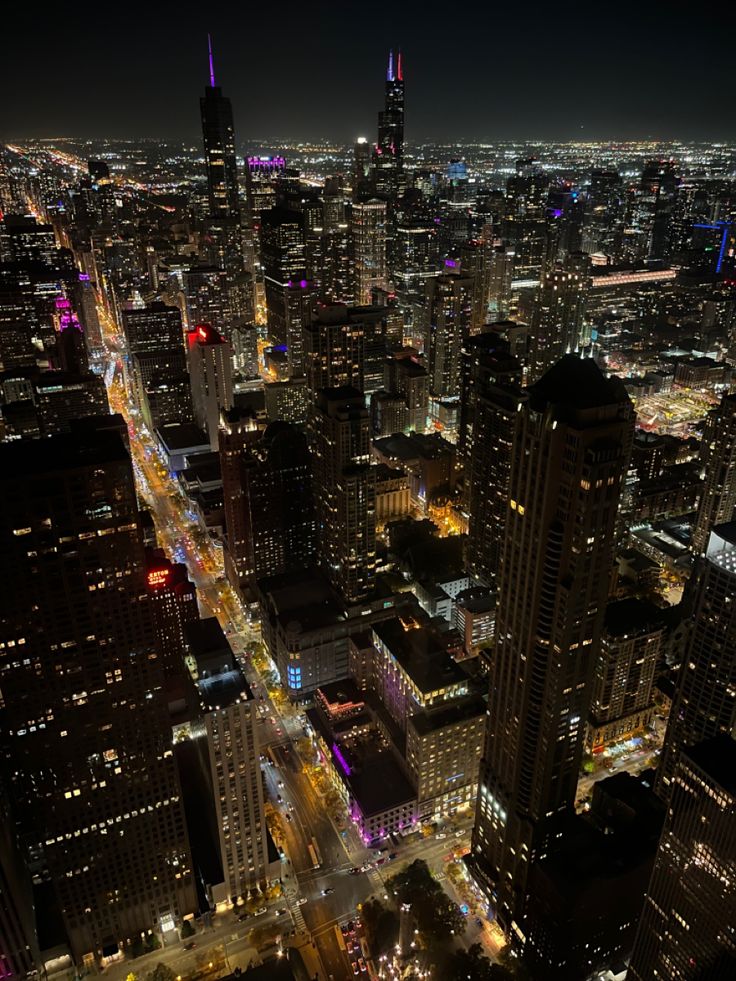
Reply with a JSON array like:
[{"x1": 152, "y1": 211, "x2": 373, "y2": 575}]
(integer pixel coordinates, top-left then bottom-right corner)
[
  {"x1": 157, "y1": 422, "x2": 210, "y2": 452},
  {"x1": 372, "y1": 617, "x2": 468, "y2": 695},
  {"x1": 258, "y1": 566, "x2": 345, "y2": 634},
  {"x1": 684, "y1": 735, "x2": 736, "y2": 796},
  {"x1": 408, "y1": 695, "x2": 486, "y2": 737},
  {"x1": 529, "y1": 354, "x2": 631, "y2": 413},
  {"x1": 603, "y1": 598, "x2": 665, "y2": 638},
  {"x1": 0, "y1": 427, "x2": 128, "y2": 476}
]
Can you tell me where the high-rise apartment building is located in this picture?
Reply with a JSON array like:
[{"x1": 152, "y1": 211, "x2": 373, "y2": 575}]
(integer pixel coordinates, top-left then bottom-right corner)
[
  {"x1": 0, "y1": 429, "x2": 196, "y2": 959},
  {"x1": 656, "y1": 523, "x2": 736, "y2": 800},
  {"x1": 351, "y1": 200, "x2": 388, "y2": 306},
  {"x1": 691, "y1": 394, "x2": 736, "y2": 554},
  {"x1": 470, "y1": 356, "x2": 634, "y2": 931},
  {"x1": 184, "y1": 265, "x2": 230, "y2": 334},
  {"x1": 529, "y1": 252, "x2": 591, "y2": 382},
  {"x1": 384, "y1": 349, "x2": 429, "y2": 432},
  {"x1": 188, "y1": 323, "x2": 233, "y2": 450},
  {"x1": 462, "y1": 335, "x2": 523, "y2": 584},
  {"x1": 311, "y1": 387, "x2": 376, "y2": 603},
  {"x1": 628, "y1": 736, "x2": 736, "y2": 981},
  {"x1": 586, "y1": 598, "x2": 664, "y2": 752},
  {"x1": 426, "y1": 273, "x2": 474, "y2": 397}
]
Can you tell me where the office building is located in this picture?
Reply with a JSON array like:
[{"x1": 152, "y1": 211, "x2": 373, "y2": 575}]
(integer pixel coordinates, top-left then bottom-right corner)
[
  {"x1": 373, "y1": 49, "x2": 405, "y2": 199},
  {"x1": 260, "y1": 207, "x2": 312, "y2": 375},
  {"x1": 656, "y1": 523, "x2": 736, "y2": 800},
  {"x1": 310, "y1": 386, "x2": 376, "y2": 603},
  {"x1": 629, "y1": 737, "x2": 736, "y2": 981},
  {"x1": 0, "y1": 429, "x2": 196, "y2": 960},
  {"x1": 220, "y1": 409, "x2": 315, "y2": 597},
  {"x1": 691, "y1": 394, "x2": 736, "y2": 554},
  {"x1": 184, "y1": 265, "x2": 230, "y2": 334},
  {"x1": 263, "y1": 376, "x2": 310, "y2": 426},
  {"x1": 124, "y1": 302, "x2": 192, "y2": 429},
  {"x1": 188, "y1": 323, "x2": 233, "y2": 450},
  {"x1": 146, "y1": 549, "x2": 199, "y2": 679},
  {"x1": 470, "y1": 356, "x2": 634, "y2": 931}
]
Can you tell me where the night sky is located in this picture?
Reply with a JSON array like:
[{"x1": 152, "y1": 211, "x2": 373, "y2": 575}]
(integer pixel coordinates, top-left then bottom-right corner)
[{"x1": 2, "y1": 1, "x2": 732, "y2": 143}]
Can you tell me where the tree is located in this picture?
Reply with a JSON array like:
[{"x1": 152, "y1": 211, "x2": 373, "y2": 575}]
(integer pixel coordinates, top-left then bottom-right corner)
[
  {"x1": 361, "y1": 898, "x2": 399, "y2": 956},
  {"x1": 387, "y1": 860, "x2": 465, "y2": 945},
  {"x1": 146, "y1": 964, "x2": 176, "y2": 981},
  {"x1": 180, "y1": 920, "x2": 195, "y2": 938},
  {"x1": 442, "y1": 943, "x2": 515, "y2": 981}
]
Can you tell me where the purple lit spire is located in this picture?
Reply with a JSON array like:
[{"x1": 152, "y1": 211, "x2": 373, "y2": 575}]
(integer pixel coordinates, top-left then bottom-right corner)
[
  {"x1": 387, "y1": 49, "x2": 394, "y2": 82},
  {"x1": 208, "y1": 34, "x2": 216, "y2": 87}
]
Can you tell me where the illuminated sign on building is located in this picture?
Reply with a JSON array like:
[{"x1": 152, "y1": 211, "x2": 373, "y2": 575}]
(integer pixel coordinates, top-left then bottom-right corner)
[{"x1": 147, "y1": 568, "x2": 172, "y2": 589}]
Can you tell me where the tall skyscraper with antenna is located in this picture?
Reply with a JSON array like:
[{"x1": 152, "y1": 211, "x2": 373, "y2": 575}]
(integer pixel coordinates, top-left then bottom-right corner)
[
  {"x1": 373, "y1": 48, "x2": 405, "y2": 200},
  {"x1": 200, "y1": 36, "x2": 240, "y2": 219}
]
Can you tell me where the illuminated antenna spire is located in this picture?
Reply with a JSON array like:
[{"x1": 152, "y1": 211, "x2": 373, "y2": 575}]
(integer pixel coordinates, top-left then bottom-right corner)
[
  {"x1": 397, "y1": 49, "x2": 403, "y2": 81},
  {"x1": 387, "y1": 49, "x2": 394, "y2": 82},
  {"x1": 208, "y1": 33, "x2": 216, "y2": 87}
]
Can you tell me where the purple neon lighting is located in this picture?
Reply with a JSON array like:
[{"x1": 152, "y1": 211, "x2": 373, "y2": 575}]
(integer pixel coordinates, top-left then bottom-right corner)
[
  {"x1": 445, "y1": 259, "x2": 458, "y2": 268},
  {"x1": 207, "y1": 34, "x2": 216, "y2": 87},
  {"x1": 387, "y1": 49, "x2": 394, "y2": 82},
  {"x1": 78, "y1": 273, "x2": 90, "y2": 281},
  {"x1": 332, "y1": 742, "x2": 352, "y2": 776}
]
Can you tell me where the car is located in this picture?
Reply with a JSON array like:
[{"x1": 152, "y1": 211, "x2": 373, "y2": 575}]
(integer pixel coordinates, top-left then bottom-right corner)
[
  {"x1": 296, "y1": 897, "x2": 307, "y2": 906},
  {"x1": 347, "y1": 920, "x2": 355, "y2": 934},
  {"x1": 455, "y1": 830, "x2": 465, "y2": 837},
  {"x1": 389, "y1": 851, "x2": 398, "y2": 859},
  {"x1": 375, "y1": 858, "x2": 386, "y2": 866},
  {"x1": 351, "y1": 963, "x2": 359, "y2": 976},
  {"x1": 285, "y1": 813, "x2": 292, "y2": 822},
  {"x1": 348, "y1": 867, "x2": 361, "y2": 875},
  {"x1": 436, "y1": 832, "x2": 447, "y2": 839},
  {"x1": 254, "y1": 907, "x2": 267, "y2": 916},
  {"x1": 277, "y1": 794, "x2": 283, "y2": 802},
  {"x1": 276, "y1": 908, "x2": 287, "y2": 917},
  {"x1": 184, "y1": 942, "x2": 197, "y2": 950},
  {"x1": 340, "y1": 923, "x2": 349, "y2": 936},
  {"x1": 321, "y1": 887, "x2": 334, "y2": 896},
  {"x1": 358, "y1": 959, "x2": 367, "y2": 973},
  {"x1": 278, "y1": 781, "x2": 285, "y2": 789},
  {"x1": 372, "y1": 847, "x2": 386, "y2": 854}
]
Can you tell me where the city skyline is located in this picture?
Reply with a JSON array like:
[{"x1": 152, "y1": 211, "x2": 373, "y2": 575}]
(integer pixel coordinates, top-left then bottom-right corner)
[
  {"x1": 2, "y1": 1, "x2": 735, "y2": 142},
  {"x1": 2, "y1": 23, "x2": 736, "y2": 981}
]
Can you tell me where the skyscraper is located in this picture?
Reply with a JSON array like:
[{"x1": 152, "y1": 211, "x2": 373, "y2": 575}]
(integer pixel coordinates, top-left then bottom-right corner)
[
  {"x1": 0, "y1": 428, "x2": 196, "y2": 959},
  {"x1": 373, "y1": 49, "x2": 405, "y2": 200},
  {"x1": 656, "y1": 523, "x2": 736, "y2": 800},
  {"x1": 200, "y1": 36, "x2": 240, "y2": 219},
  {"x1": 461, "y1": 334, "x2": 523, "y2": 584},
  {"x1": 691, "y1": 394, "x2": 736, "y2": 554},
  {"x1": 260, "y1": 206, "x2": 312, "y2": 375},
  {"x1": 310, "y1": 387, "x2": 376, "y2": 603},
  {"x1": 426, "y1": 273, "x2": 474, "y2": 397},
  {"x1": 470, "y1": 356, "x2": 633, "y2": 930},
  {"x1": 628, "y1": 736, "x2": 736, "y2": 981},
  {"x1": 529, "y1": 252, "x2": 590, "y2": 382},
  {"x1": 123, "y1": 302, "x2": 193, "y2": 430},
  {"x1": 188, "y1": 323, "x2": 233, "y2": 450},
  {"x1": 351, "y1": 199, "x2": 388, "y2": 306},
  {"x1": 220, "y1": 410, "x2": 315, "y2": 598}
]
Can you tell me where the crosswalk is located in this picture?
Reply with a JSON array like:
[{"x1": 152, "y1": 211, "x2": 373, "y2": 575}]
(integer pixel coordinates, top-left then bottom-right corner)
[{"x1": 290, "y1": 901, "x2": 307, "y2": 934}]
